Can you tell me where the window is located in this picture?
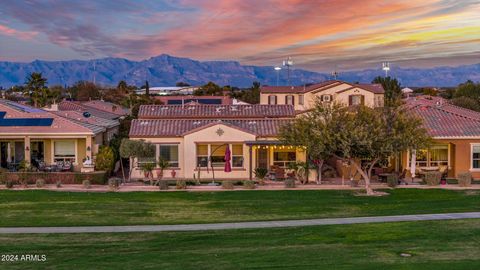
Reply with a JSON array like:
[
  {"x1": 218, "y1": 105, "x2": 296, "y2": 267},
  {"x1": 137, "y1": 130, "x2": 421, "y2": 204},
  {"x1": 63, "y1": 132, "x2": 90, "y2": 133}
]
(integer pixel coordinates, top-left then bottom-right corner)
[
  {"x1": 285, "y1": 95, "x2": 295, "y2": 105},
  {"x1": 321, "y1": 95, "x2": 332, "y2": 102},
  {"x1": 273, "y1": 149, "x2": 296, "y2": 168},
  {"x1": 268, "y1": 95, "x2": 277, "y2": 105},
  {"x1": 232, "y1": 144, "x2": 243, "y2": 167},
  {"x1": 196, "y1": 144, "x2": 208, "y2": 167},
  {"x1": 54, "y1": 141, "x2": 75, "y2": 162},
  {"x1": 159, "y1": 145, "x2": 179, "y2": 167},
  {"x1": 415, "y1": 145, "x2": 448, "y2": 167},
  {"x1": 299, "y1": 95, "x2": 304, "y2": 105},
  {"x1": 472, "y1": 145, "x2": 480, "y2": 169},
  {"x1": 429, "y1": 145, "x2": 448, "y2": 166},
  {"x1": 374, "y1": 95, "x2": 384, "y2": 107},
  {"x1": 210, "y1": 144, "x2": 227, "y2": 167},
  {"x1": 349, "y1": 95, "x2": 364, "y2": 106}
]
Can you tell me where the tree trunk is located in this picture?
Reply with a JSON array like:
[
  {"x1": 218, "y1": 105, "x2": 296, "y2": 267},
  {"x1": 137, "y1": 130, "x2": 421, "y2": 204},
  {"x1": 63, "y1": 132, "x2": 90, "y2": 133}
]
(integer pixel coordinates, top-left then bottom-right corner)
[
  {"x1": 350, "y1": 159, "x2": 374, "y2": 195},
  {"x1": 317, "y1": 160, "x2": 324, "y2": 185},
  {"x1": 120, "y1": 158, "x2": 125, "y2": 183}
]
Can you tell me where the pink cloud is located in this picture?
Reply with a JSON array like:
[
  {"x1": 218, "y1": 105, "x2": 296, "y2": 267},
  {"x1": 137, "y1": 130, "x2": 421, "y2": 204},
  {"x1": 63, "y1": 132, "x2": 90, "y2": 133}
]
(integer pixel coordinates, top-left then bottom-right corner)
[{"x1": 0, "y1": 24, "x2": 38, "y2": 40}]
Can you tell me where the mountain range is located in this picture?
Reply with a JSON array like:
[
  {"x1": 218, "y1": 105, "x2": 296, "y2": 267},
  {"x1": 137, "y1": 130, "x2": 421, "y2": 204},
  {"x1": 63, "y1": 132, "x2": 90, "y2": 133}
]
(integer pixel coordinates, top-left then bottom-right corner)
[{"x1": 1, "y1": 54, "x2": 479, "y2": 88}]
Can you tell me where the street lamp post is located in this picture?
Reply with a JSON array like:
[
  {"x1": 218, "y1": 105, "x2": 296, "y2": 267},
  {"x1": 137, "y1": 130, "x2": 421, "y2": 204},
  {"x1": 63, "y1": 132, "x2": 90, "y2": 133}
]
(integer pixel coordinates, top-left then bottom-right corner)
[{"x1": 274, "y1": 66, "x2": 281, "y2": 86}]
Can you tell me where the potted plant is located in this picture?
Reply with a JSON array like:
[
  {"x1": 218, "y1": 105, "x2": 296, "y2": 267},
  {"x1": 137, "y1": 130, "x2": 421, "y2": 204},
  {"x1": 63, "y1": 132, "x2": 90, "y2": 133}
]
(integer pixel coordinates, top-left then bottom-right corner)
[
  {"x1": 254, "y1": 167, "x2": 268, "y2": 185},
  {"x1": 156, "y1": 158, "x2": 170, "y2": 179},
  {"x1": 140, "y1": 162, "x2": 155, "y2": 179}
]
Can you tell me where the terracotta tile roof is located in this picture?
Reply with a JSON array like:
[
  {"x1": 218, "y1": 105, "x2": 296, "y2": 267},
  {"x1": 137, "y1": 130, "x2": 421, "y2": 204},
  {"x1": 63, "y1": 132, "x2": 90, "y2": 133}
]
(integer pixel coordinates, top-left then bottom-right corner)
[
  {"x1": 53, "y1": 111, "x2": 119, "y2": 129},
  {"x1": 0, "y1": 99, "x2": 94, "y2": 135},
  {"x1": 58, "y1": 101, "x2": 121, "y2": 120},
  {"x1": 129, "y1": 119, "x2": 291, "y2": 137},
  {"x1": 405, "y1": 96, "x2": 480, "y2": 138},
  {"x1": 82, "y1": 100, "x2": 129, "y2": 116},
  {"x1": 138, "y1": 104, "x2": 296, "y2": 119},
  {"x1": 261, "y1": 80, "x2": 384, "y2": 94},
  {"x1": 261, "y1": 81, "x2": 339, "y2": 93}
]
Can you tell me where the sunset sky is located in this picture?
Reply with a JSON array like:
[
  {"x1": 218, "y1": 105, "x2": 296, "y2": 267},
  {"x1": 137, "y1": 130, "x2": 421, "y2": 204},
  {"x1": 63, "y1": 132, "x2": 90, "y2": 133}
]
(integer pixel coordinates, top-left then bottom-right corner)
[{"x1": 1, "y1": 0, "x2": 479, "y2": 71}]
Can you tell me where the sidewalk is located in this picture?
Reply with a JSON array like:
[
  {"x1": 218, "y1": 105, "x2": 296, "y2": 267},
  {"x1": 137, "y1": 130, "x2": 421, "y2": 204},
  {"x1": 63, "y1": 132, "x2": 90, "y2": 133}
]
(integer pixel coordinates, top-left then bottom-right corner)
[{"x1": 1, "y1": 212, "x2": 479, "y2": 234}]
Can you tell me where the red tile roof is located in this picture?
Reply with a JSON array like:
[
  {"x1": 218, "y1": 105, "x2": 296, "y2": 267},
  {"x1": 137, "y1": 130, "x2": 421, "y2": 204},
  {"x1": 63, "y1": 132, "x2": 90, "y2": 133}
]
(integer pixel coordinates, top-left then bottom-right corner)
[
  {"x1": 129, "y1": 119, "x2": 291, "y2": 137},
  {"x1": 82, "y1": 100, "x2": 129, "y2": 116},
  {"x1": 261, "y1": 80, "x2": 384, "y2": 94},
  {"x1": 138, "y1": 104, "x2": 295, "y2": 119},
  {"x1": 405, "y1": 96, "x2": 480, "y2": 138},
  {"x1": 0, "y1": 99, "x2": 94, "y2": 135},
  {"x1": 58, "y1": 101, "x2": 122, "y2": 120}
]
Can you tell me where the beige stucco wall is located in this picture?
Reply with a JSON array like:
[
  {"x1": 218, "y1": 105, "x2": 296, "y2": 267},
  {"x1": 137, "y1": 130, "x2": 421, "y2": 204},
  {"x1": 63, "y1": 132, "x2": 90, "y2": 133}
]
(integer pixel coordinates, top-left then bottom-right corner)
[
  {"x1": 130, "y1": 126, "x2": 311, "y2": 180},
  {"x1": 260, "y1": 83, "x2": 384, "y2": 110}
]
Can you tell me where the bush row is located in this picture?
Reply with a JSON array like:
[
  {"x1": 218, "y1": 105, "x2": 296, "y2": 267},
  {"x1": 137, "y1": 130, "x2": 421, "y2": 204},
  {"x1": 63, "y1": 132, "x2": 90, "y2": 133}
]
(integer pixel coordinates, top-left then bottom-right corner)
[{"x1": 0, "y1": 171, "x2": 107, "y2": 185}]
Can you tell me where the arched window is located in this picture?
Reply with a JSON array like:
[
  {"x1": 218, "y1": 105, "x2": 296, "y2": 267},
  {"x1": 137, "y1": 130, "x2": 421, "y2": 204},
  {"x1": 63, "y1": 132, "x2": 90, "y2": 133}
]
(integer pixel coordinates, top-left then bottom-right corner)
[{"x1": 268, "y1": 95, "x2": 277, "y2": 105}]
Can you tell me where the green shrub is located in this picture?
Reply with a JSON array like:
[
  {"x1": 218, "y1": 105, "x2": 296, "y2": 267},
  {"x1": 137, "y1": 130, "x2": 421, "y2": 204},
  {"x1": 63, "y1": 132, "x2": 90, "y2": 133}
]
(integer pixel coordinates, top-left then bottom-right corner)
[
  {"x1": 254, "y1": 167, "x2": 268, "y2": 180},
  {"x1": 387, "y1": 174, "x2": 398, "y2": 188},
  {"x1": 458, "y1": 172, "x2": 472, "y2": 187},
  {"x1": 56, "y1": 181, "x2": 62, "y2": 188},
  {"x1": 83, "y1": 180, "x2": 91, "y2": 189},
  {"x1": 36, "y1": 179, "x2": 45, "y2": 188},
  {"x1": 243, "y1": 180, "x2": 256, "y2": 189},
  {"x1": 424, "y1": 171, "x2": 442, "y2": 186},
  {"x1": 95, "y1": 146, "x2": 116, "y2": 173},
  {"x1": 176, "y1": 180, "x2": 186, "y2": 190},
  {"x1": 158, "y1": 180, "x2": 169, "y2": 190},
  {"x1": 222, "y1": 181, "x2": 234, "y2": 190},
  {"x1": 284, "y1": 178, "x2": 296, "y2": 188},
  {"x1": 5, "y1": 180, "x2": 14, "y2": 189}
]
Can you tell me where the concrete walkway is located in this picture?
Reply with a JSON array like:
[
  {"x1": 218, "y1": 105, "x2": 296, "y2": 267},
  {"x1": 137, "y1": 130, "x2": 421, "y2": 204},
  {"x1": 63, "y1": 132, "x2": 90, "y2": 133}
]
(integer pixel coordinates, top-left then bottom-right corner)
[{"x1": 1, "y1": 212, "x2": 480, "y2": 234}]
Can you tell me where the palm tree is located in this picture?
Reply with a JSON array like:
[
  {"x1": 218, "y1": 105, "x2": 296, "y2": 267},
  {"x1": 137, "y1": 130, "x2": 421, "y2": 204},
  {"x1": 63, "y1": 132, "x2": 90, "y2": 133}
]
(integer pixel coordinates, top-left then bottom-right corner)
[{"x1": 24, "y1": 72, "x2": 48, "y2": 107}]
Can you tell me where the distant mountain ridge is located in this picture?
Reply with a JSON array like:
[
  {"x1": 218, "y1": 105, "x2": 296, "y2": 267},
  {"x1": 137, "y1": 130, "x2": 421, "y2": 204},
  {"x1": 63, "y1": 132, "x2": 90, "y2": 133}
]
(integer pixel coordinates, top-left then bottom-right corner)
[{"x1": 0, "y1": 54, "x2": 479, "y2": 88}]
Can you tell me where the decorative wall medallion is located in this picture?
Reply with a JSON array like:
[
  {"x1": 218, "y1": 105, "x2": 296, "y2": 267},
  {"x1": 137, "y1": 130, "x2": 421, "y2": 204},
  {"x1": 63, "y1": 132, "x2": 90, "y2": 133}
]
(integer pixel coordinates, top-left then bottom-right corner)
[{"x1": 216, "y1": 128, "x2": 224, "y2": 136}]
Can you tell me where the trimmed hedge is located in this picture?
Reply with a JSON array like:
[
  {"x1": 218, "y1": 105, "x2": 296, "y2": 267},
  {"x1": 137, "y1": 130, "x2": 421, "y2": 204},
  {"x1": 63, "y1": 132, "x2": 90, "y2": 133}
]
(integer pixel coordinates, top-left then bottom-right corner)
[
  {"x1": 458, "y1": 172, "x2": 472, "y2": 187},
  {"x1": 424, "y1": 171, "x2": 442, "y2": 186},
  {"x1": 3, "y1": 171, "x2": 107, "y2": 185}
]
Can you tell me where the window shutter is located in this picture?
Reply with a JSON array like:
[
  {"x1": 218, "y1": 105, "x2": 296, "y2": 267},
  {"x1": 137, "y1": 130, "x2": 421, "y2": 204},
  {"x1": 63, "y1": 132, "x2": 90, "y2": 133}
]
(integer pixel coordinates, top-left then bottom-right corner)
[
  {"x1": 274, "y1": 95, "x2": 277, "y2": 105},
  {"x1": 361, "y1": 95, "x2": 365, "y2": 105},
  {"x1": 349, "y1": 95, "x2": 353, "y2": 106}
]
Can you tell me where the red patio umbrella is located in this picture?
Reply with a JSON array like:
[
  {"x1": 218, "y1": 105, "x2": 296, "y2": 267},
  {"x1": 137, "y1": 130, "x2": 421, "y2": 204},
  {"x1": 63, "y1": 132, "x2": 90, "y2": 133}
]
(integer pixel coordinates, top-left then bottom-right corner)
[{"x1": 224, "y1": 145, "x2": 232, "y2": 172}]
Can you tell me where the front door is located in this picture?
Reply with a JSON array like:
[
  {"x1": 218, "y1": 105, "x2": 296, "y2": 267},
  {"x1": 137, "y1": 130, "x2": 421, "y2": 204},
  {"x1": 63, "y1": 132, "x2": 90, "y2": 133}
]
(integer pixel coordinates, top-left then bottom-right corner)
[{"x1": 257, "y1": 148, "x2": 268, "y2": 169}]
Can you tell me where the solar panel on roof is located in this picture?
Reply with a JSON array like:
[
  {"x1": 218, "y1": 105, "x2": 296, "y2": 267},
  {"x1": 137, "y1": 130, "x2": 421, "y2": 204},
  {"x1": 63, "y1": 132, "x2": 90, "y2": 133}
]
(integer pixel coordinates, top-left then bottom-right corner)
[
  {"x1": 167, "y1": 99, "x2": 222, "y2": 105},
  {"x1": 0, "y1": 111, "x2": 53, "y2": 126}
]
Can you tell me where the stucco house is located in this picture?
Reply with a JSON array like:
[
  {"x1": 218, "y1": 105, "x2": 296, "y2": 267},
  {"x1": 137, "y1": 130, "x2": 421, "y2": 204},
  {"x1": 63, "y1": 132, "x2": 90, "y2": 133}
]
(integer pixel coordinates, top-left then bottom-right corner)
[
  {"x1": 260, "y1": 80, "x2": 385, "y2": 110},
  {"x1": 0, "y1": 99, "x2": 121, "y2": 172},
  {"x1": 129, "y1": 104, "x2": 304, "y2": 180},
  {"x1": 403, "y1": 96, "x2": 480, "y2": 179}
]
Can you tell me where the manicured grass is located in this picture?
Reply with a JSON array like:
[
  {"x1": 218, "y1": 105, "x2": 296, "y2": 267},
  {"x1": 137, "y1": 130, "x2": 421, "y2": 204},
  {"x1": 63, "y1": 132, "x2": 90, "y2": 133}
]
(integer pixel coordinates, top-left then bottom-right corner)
[
  {"x1": 1, "y1": 219, "x2": 480, "y2": 269},
  {"x1": 1, "y1": 189, "x2": 480, "y2": 227}
]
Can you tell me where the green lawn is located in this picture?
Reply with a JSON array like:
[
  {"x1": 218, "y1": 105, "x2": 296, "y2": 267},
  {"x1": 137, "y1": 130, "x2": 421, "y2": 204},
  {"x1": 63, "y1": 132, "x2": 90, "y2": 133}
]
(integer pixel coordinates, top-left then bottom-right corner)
[
  {"x1": 1, "y1": 189, "x2": 480, "y2": 227},
  {"x1": 1, "y1": 219, "x2": 480, "y2": 269}
]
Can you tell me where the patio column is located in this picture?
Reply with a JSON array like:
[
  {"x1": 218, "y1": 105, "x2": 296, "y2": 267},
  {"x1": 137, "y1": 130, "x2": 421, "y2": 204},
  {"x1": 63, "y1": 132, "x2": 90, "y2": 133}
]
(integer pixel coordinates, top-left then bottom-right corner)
[
  {"x1": 24, "y1": 136, "x2": 31, "y2": 165},
  {"x1": 249, "y1": 145, "x2": 253, "y2": 180},
  {"x1": 86, "y1": 135, "x2": 93, "y2": 161}
]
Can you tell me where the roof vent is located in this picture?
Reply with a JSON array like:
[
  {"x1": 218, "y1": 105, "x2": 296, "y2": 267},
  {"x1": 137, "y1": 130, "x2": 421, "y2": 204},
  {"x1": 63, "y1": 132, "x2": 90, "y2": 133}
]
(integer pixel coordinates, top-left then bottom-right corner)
[
  {"x1": 83, "y1": 112, "x2": 91, "y2": 118},
  {"x1": 193, "y1": 121, "x2": 202, "y2": 125}
]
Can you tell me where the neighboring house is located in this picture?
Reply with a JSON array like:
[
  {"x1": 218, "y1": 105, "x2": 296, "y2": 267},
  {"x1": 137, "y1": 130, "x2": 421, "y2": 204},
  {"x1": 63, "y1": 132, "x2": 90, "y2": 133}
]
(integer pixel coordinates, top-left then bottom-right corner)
[
  {"x1": 260, "y1": 80, "x2": 385, "y2": 110},
  {"x1": 129, "y1": 104, "x2": 304, "y2": 180},
  {"x1": 49, "y1": 100, "x2": 128, "y2": 120},
  {"x1": 403, "y1": 96, "x2": 480, "y2": 178},
  {"x1": 0, "y1": 99, "x2": 104, "y2": 172},
  {"x1": 52, "y1": 111, "x2": 120, "y2": 144}
]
